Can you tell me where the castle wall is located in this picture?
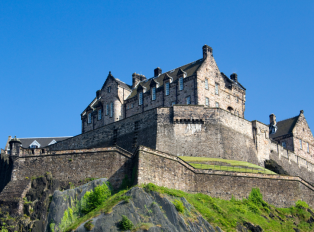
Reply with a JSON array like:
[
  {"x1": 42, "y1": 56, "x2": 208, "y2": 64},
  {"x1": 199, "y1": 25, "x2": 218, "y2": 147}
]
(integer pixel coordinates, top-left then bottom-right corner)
[
  {"x1": 50, "y1": 108, "x2": 158, "y2": 152},
  {"x1": 10, "y1": 147, "x2": 133, "y2": 189},
  {"x1": 156, "y1": 106, "x2": 261, "y2": 165},
  {"x1": 269, "y1": 141, "x2": 314, "y2": 185},
  {"x1": 137, "y1": 146, "x2": 314, "y2": 208}
]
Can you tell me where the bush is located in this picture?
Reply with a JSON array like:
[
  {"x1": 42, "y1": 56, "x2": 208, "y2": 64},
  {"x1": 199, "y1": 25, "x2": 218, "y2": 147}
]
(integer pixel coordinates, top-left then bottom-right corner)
[
  {"x1": 173, "y1": 199, "x2": 185, "y2": 213},
  {"x1": 119, "y1": 215, "x2": 133, "y2": 230},
  {"x1": 81, "y1": 182, "x2": 111, "y2": 214},
  {"x1": 295, "y1": 200, "x2": 309, "y2": 209},
  {"x1": 84, "y1": 220, "x2": 94, "y2": 231}
]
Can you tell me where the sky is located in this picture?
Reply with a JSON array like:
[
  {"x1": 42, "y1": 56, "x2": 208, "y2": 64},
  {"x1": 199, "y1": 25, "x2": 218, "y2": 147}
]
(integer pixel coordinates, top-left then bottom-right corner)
[{"x1": 0, "y1": 0, "x2": 313, "y2": 147}]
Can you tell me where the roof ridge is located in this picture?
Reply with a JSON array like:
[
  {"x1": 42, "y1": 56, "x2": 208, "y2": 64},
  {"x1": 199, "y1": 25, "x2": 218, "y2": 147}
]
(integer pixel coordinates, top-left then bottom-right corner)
[
  {"x1": 277, "y1": 115, "x2": 299, "y2": 123},
  {"x1": 18, "y1": 136, "x2": 72, "y2": 139},
  {"x1": 145, "y1": 58, "x2": 203, "y2": 82}
]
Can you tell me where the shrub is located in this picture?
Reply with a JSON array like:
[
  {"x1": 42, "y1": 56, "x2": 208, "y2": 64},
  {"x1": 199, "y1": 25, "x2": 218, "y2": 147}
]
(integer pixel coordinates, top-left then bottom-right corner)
[
  {"x1": 144, "y1": 183, "x2": 158, "y2": 192},
  {"x1": 84, "y1": 220, "x2": 94, "y2": 231},
  {"x1": 81, "y1": 182, "x2": 112, "y2": 214},
  {"x1": 173, "y1": 199, "x2": 185, "y2": 213},
  {"x1": 119, "y1": 215, "x2": 133, "y2": 230},
  {"x1": 295, "y1": 200, "x2": 309, "y2": 209}
]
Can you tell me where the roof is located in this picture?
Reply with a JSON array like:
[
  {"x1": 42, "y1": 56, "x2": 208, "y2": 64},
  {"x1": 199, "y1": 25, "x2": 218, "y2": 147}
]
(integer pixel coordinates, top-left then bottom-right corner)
[
  {"x1": 16, "y1": 137, "x2": 72, "y2": 148},
  {"x1": 115, "y1": 78, "x2": 132, "y2": 90},
  {"x1": 270, "y1": 116, "x2": 299, "y2": 139},
  {"x1": 126, "y1": 58, "x2": 204, "y2": 99}
]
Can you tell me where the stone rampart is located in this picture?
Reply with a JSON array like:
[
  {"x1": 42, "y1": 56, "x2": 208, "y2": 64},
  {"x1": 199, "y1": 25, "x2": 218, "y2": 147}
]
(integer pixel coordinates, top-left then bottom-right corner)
[
  {"x1": 137, "y1": 146, "x2": 314, "y2": 208},
  {"x1": 270, "y1": 141, "x2": 314, "y2": 185}
]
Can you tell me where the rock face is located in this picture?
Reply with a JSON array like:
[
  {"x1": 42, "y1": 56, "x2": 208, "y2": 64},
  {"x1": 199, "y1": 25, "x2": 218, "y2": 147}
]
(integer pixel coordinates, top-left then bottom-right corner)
[
  {"x1": 46, "y1": 178, "x2": 109, "y2": 232},
  {"x1": 74, "y1": 187, "x2": 216, "y2": 232}
]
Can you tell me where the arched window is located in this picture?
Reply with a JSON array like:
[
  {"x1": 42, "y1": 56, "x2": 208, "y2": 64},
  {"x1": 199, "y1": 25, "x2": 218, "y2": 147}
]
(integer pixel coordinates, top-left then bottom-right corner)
[{"x1": 227, "y1": 106, "x2": 234, "y2": 112}]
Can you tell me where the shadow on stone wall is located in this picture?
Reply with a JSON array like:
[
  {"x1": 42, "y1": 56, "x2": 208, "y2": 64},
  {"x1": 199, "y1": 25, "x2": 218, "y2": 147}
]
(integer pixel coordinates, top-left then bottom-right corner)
[{"x1": 0, "y1": 154, "x2": 13, "y2": 194}]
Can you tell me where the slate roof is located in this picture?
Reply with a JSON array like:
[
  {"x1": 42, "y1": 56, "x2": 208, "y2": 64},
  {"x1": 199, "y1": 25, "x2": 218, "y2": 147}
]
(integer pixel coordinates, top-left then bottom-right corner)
[
  {"x1": 126, "y1": 58, "x2": 204, "y2": 99},
  {"x1": 269, "y1": 116, "x2": 299, "y2": 139},
  {"x1": 17, "y1": 137, "x2": 72, "y2": 148}
]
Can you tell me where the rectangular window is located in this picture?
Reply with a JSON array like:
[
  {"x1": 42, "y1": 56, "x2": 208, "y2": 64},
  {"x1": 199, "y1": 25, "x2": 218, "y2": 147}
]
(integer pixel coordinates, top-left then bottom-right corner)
[
  {"x1": 131, "y1": 103, "x2": 134, "y2": 108},
  {"x1": 179, "y1": 78, "x2": 184, "y2": 91},
  {"x1": 127, "y1": 105, "x2": 129, "y2": 109},
  {"x1": 215, "y1": 102, "x2": 219, "y2": 107},
  {"x1": 106, "y1": 104, "x2": 109, "y2": 115},
  {"x1": 152, "y1": 87, "x2": 156, "y2": 100},
  {"x1": 307, "y1": 143, "x2": 310, "y2": 153},
  {"x1": 108, "y1": 86, "x2": 111, "y2": 93},
  {"x1": 165, "y1": 82, "x2": 170, "y2": 95},
  {"x1": 186, "y1": 96, "x2": 191, "y2": 105},
  {"x1": 205, "y1": 97, "x2": 209, "y2": 106},
  {"x1": 205, "y1": 79, "x2": 208, "y2": 90},
  {"x1": 282, "y1": 141, "x2": 286, "y2": 149},
  {"x1": 88, "y1": 113, "x2": 92, "y2": 123},
  {"x1": 215, "y1": 83, "x2": 219, "y2": 95},
  {"x1": 98, "y1": 109, "x2": 102, "y2": 120},
  {"x1": 236, "y1": 96, "x2": 239, "y2": 103},
  {"x1": 172, "y1": 101, "x2": 176, "y2": 106},
  {"x1": 139, "y1": 92, "x2": 143, "y2": 105},
  {"x1": 300, "y1": 139, "x2": 302, "y2": 149},
  {"x1": 110, "y1": 102, "x2": 113, "y2": 117}
]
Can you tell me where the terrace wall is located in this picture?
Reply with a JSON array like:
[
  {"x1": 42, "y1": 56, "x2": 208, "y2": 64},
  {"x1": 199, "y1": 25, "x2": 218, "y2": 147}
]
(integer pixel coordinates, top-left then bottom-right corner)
[{"x1": 137, "y1": 146, "x2": 314, "y2": 208}]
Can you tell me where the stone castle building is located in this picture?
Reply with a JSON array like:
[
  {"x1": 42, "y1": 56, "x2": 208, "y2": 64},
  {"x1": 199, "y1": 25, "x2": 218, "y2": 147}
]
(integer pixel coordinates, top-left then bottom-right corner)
[
  {"x1": 81, "y1": 45, "x2": 246, "y2": 133},
  {"x1": 1, "y1": 45, "x2": 314, "y2": 220}
]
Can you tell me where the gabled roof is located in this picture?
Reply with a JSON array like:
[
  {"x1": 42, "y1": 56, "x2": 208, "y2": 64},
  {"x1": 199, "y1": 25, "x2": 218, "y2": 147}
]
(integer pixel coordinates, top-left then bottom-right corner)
[
  {"x1": 101, "y1": 72, "x2": 131, "y2": 91},
  {"x1": 127, "y1": 58, "x2": 204, "y2": 99},
  {"x1": 270, "y1": 116, "x2": 299, "y2": 139},
  {"x1": 13, "y1": 137, "x2": 72, "y2": 148}
]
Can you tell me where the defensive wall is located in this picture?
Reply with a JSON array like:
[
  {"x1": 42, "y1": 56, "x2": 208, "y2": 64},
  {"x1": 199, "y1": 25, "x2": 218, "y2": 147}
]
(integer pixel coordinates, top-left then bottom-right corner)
[
  {"x1": 2, "y1": 144, "x2": 314, "y2": 216},
  {"x1": 0, "y1": 146, "x2": 134, "y2": 215},
  {"x1": 136, "y1": 146, "x2": 314, "y2": 209},
  {"x1": 50, "y1": 105, "x2": 271, "y2": 166}
]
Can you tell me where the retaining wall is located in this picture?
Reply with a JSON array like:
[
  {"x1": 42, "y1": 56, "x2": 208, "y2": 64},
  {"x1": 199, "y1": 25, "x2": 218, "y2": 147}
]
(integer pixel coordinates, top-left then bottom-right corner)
[{"x1": 137, "y1": 146, "x2": 314, "y2": 208}]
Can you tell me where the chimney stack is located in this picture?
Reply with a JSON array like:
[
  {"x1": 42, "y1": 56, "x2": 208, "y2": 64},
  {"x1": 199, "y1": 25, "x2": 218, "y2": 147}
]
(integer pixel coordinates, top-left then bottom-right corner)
[
  {"x1": 154, "y1": 67, "x2": 162, "y2": 77},
  {"x1": 202, "y1": 44, "x2": 213, "y2": 60},
  {"x1": 269, "y1": 114, "x2": 276, "y2": 126},
  {"x1": 230, "y1": 73, "x2": 238, "y2": 82},
  {"x1": 132, "y1": 73, "x2": 146, "y2": 89},
  {"x1": 300, "y1": 110, "x2": 304, "y2": 115}
]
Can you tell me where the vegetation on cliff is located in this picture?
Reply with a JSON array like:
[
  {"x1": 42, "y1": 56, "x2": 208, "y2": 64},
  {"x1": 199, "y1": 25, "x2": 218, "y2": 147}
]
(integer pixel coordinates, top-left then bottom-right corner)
[{"x1": 58, "y1": 182, "x2": 314, "y2": 232}]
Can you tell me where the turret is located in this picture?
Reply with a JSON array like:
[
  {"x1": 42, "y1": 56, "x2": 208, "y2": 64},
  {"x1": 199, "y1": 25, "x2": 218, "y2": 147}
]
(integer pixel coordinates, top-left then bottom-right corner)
[{"x1": 9, "y1": 136, "x2": 22, "y2": 156}]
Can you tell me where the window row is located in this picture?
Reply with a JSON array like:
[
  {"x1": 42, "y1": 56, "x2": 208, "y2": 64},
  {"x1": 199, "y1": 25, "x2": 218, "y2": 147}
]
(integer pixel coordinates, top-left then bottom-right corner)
[{"x1": 87, "y1": 109, "x2": 103, "y2": 124}]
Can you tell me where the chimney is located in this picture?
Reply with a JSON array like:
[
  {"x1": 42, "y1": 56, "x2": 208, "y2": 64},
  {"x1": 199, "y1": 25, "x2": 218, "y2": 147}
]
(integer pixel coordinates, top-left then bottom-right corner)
[
  {"x1": 96, "y1": 90, "x2": 101, "y2": 99},
  {"x1": 154, "y1": 67, "x2": 162, "y2": 77},
  {"x1": 132, "y1": 73, "x2": 146, "y2": 89},
  {"x1": 230, "y1": 73, "x2": 238, "y2": 82},
  {"x1": 300, "y1": 110, "x2": 304, "y2": 115},
  {"x1": 202, "y1": 44, "x2": 213, "y2": 60},
  {"x1": 269, "y1": 114, "x2": 276, "y2": 126}
]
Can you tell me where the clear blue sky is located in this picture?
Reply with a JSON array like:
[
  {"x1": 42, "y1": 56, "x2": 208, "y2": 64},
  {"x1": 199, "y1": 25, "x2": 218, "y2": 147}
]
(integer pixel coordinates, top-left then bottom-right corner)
[{"x1": 1, "y1": 0, "x2": 313, "y2": 146}]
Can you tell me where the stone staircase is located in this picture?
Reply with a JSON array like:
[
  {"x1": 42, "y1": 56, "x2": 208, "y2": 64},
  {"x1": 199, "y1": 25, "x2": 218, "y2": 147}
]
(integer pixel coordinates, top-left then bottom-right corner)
[{"x1": 0, "y1": 180, "x2": 31, "y2": 215}]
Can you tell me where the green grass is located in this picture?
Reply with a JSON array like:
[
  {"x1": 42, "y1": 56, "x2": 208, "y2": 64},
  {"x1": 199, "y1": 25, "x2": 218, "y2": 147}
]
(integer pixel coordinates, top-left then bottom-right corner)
[
  {"x1": 144, "y1": 183, "x2": 314, "y2": 232},
  {"x1": 179, "y1": 156, "x2": 276, "y2": 174}
]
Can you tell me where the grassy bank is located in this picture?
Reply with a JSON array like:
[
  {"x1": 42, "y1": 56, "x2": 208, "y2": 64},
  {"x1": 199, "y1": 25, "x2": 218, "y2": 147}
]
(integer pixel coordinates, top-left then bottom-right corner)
[{"x1": 179, "y1": 156, "x2": 277, "y2": 174}]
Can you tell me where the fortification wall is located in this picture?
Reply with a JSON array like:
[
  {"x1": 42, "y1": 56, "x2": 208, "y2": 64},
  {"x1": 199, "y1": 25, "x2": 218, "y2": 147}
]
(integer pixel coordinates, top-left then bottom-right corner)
[
  {"x1": 269, "y1": 141, "x2": 314, "y2": 185},
  {"x1": 137, "y1": 146, "x2": 314, "y2": 208},
  {"x1": 49, "y1": 108, "x2": 158, "y2": 152},
  {"x1": 10, "y1": 147, "x2": 133, "y2": 189},
  {"x1": 156, "y1": 106, "x2": 261, "y2": 165}
]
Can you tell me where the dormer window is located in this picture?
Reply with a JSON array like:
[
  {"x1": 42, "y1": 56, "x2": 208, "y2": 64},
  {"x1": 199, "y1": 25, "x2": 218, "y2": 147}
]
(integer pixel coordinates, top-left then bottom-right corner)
[
  {"x1": 165, "y1": 83, "x2": 170, "y2": 96},
  {"x1": 179, "y1": 78, "x2": 184, "y2": 91},
  {"x1": 98, "y1": 109, "x2": 102, "y2": 120},
  {"x1": 205, "y1": 79, "x2": 208, "y2": 90},
  {"x1": 107, "y1": 86, "x2": 111, "y2": 93},
  {"x1": 88, "y1": 113, "x2": 92, "y2": 123},
  {"x1": 152, "y1": 87, "x2": 156, "y2": 100},
  {"x1": 139, "y1": 92, "x2": 143, "y2": 105}
]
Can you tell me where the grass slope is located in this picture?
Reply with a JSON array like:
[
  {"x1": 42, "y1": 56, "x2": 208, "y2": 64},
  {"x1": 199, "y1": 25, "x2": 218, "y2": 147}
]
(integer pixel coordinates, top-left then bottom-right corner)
[
  {"x1": 179, "y1": 156, "x2": 277, "y2": 174},
  {"x1": 64, "y1": 183, "x2": 314, "y2": 232}
]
